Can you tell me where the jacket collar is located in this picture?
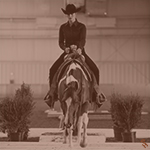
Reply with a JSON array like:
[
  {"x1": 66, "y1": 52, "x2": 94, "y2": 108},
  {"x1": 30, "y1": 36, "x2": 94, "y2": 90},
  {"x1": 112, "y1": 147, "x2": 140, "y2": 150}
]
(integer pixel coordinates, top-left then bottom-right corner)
[{"x1": 67, "y1": 19, "x2": 78, "y2": 27}]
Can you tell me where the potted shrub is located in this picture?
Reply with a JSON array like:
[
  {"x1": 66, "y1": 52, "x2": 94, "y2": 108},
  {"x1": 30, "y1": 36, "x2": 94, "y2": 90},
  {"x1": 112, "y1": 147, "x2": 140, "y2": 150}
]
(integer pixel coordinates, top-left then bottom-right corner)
[
  {"x1": 110, "y1": 93, "x2": 144, "y2": 142},
  {"x1": 110, "y1": 93, "x2": 124, "y2": 141},
  {"x1": 0, "y1": 83, "x2": 35, "y2": 141}
]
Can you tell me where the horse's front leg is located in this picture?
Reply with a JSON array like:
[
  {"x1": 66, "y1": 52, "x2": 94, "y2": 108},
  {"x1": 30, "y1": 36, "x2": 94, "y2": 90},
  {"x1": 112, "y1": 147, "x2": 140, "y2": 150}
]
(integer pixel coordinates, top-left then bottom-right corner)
[
  {"x1": 63, "y1": 127, "x2": 67, "y2": 144},
  {"x1": 77, "y1": 116, "x2": 82, "y2": 145},
  {"x1": 68, "y1": 126, "x2": 73, "y2": 147},
  {"x1": 81, "y1": 113, "x2": 89, "y2": 147}
]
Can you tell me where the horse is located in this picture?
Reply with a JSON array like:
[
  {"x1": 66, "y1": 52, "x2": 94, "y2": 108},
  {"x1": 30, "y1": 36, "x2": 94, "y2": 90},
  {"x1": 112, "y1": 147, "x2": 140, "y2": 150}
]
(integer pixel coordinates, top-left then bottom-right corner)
[
  {"x1": 44, "y1": 53, "x2": 106, "y2": 147},
  {"x1": 57, "y1": 54, "x2": 92, "y2": 147}
]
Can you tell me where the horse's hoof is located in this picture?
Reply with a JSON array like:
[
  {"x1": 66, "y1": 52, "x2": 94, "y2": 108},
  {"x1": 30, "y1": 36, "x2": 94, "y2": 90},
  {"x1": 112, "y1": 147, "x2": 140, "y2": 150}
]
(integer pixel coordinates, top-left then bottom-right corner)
[{"x1": 80, "y1": 142, "x2": 87, "y2": 148}]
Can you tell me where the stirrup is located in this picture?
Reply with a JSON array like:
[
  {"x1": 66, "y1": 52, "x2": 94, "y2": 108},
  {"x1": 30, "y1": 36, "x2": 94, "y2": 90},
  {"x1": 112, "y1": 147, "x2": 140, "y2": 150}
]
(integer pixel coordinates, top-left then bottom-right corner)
[
  {"x1": 44, "y1": 91, "x2": 50, "y2": 100},
  {"x1": 97, "y1": 92, "x2": 107, "y2": 104}
]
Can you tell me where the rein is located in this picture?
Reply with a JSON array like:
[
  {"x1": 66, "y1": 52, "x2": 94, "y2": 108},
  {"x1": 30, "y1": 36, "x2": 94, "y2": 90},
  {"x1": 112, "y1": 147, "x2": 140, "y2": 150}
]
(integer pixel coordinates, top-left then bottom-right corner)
[{"x1": 64, "y1": 52, "x2": 85, "y2": 62}]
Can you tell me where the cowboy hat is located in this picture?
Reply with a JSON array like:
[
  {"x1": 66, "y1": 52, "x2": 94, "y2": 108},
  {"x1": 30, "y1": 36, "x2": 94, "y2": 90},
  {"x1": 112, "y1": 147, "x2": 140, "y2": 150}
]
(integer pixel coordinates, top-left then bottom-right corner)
[{"x1": 61, "y1": 4, "x2": 81, "y2": 15}]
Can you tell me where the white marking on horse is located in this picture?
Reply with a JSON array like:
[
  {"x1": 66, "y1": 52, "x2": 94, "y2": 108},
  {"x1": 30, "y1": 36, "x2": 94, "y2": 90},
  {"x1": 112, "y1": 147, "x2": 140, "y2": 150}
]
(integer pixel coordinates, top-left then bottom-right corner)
[
  {"x1": 66, "y1": 75, "x2": 78, "y2": 84},
  {"x1": 64, "y1": 97, "x2": 72, "y2": 125},
  {"x1": 58, "y1": 75, "x2": 66, "y2": 89},
  {"x1": 77, "y1": 112, "x2": 89, "y2": 147},
  {"x1": 67, "y1": 63, "x2": 88, "y2": 81},
  {"x1": 58, "y1": 62, "x2": 88, "y2": 91}
]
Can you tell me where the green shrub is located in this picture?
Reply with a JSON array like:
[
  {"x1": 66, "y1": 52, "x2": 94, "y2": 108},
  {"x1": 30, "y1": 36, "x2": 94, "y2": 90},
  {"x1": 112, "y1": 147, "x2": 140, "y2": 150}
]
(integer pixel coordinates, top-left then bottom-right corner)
[
  {"x1": 110, "y1": 93, "x2": 144, "y2": 132},
  {"x1": 0, "y1": 83, "x2": 35, "y2": 135}
]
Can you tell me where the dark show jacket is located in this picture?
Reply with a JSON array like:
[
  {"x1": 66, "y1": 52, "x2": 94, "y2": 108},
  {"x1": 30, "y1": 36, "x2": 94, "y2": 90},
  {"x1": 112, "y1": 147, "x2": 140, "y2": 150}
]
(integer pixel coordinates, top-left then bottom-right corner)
[{"x1": 59, "y1": 19, "x2": 86, "y2": 51}]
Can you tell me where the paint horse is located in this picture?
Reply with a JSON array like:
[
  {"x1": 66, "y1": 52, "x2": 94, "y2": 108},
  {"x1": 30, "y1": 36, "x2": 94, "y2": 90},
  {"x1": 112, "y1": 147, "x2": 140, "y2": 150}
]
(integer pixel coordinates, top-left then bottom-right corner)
[
  {"x1": 45, "y1": 53, "x2": 104, "y2": 147},
  {"x1": 58, "y1": 54, "x2": 92, "y2": 147}
]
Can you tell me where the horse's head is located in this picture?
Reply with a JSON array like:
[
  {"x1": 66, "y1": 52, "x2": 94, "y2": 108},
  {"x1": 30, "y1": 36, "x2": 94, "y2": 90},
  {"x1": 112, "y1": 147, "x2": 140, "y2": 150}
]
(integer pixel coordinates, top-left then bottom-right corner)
[
  {"x1": 61, "y1": 81, "x2": 80, "y2": 128},
  {"x1": 58, "y1": 61, "x2": 88, "y2": 129},
  {"x1": 62, "y1": 82, "x2": 79, "y2": 102}
]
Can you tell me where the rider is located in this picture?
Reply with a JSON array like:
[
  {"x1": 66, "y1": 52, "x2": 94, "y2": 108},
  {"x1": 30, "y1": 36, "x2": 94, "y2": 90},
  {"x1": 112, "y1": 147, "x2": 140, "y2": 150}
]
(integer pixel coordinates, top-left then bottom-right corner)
[{"x1": 46, "y1": 4, "x2": 105, "y2": 106}]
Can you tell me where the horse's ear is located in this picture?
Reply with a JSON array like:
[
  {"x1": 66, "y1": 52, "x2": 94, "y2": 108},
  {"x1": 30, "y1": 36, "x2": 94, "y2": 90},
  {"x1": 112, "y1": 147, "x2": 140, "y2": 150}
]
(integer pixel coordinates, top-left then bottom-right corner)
[{"x1": 75, "y1": 82, "x2": 78, "y2": 90}]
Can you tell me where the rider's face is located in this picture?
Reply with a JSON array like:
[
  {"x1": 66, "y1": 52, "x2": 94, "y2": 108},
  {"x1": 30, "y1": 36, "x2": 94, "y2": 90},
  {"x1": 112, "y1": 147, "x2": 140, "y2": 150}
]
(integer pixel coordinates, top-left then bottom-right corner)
[{"x1": 67, "y1": 13, "x2": 76, "y2": 23}]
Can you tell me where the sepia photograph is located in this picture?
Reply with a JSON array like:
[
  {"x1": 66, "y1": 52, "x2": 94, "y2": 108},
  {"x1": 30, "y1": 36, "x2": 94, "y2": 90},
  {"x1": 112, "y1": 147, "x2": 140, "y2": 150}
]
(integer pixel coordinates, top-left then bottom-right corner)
[{"x1": 0, "y1": 0, "x2": 150, "y2": 149}]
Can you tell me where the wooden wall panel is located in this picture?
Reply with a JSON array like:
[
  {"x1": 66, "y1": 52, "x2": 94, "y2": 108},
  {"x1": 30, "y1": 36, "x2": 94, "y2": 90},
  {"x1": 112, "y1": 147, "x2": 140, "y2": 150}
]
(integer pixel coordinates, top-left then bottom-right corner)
[
  {"x1": 135, "y1": 38, "x2": 150, "y2": 61},
  {"x1": 99, "y1": 62, "x2": 150, "y2": 84},
  {"x1": 108, "y1": 0, "x2": 150, "y2": 16},
  {"x1": 0, "y1": 61, "x2": 149, "y2": 84},
  {"x1": 0, "y1": 0, "x2": 150, "y2": 17},
  {"x1": 0, "y1": 40, "x2": 17, "y2": 61},
  {"x1": 0, "y1": 0, "x2": 150, "y2": 97}
]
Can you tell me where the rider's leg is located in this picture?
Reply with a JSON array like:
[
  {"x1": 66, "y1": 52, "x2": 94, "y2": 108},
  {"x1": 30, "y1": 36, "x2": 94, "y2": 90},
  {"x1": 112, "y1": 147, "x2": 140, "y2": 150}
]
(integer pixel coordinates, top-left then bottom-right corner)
[
  {"x1": 49, "y1": 52, "x2": 66, "y2": 85},
  {"x1": 82, "y1": 50, "x2": 99, "y2": 84},
  {"x1": 45, "y1": 52, "x2": 66, "y2": 102},
  {"x1": 82, "y1": 51, "x2": 106, "y2": 106}
]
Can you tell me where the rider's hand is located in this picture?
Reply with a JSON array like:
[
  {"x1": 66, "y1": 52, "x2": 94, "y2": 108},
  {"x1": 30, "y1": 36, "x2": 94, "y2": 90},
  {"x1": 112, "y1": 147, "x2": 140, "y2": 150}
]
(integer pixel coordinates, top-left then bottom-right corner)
[
  {"x1": 65, "y1": 47, "x2": 70, "y2": 54},
  {"x1": 76, "y1": 48, "x2": 82, "y2": 55},
  {"x1": 70, "y1": 45, "x2": 77, "y2": 51}
]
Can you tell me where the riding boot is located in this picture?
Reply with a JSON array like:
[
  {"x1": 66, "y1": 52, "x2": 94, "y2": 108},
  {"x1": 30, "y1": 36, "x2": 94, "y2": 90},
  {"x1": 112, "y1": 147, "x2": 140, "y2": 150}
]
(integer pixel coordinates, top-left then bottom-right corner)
[
  {"x1": 44, "y1": 82, "x2": 58, "y2": 108},
  {"x1": 93, "y1": 84, "x2": 107, "y2": 107}
]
